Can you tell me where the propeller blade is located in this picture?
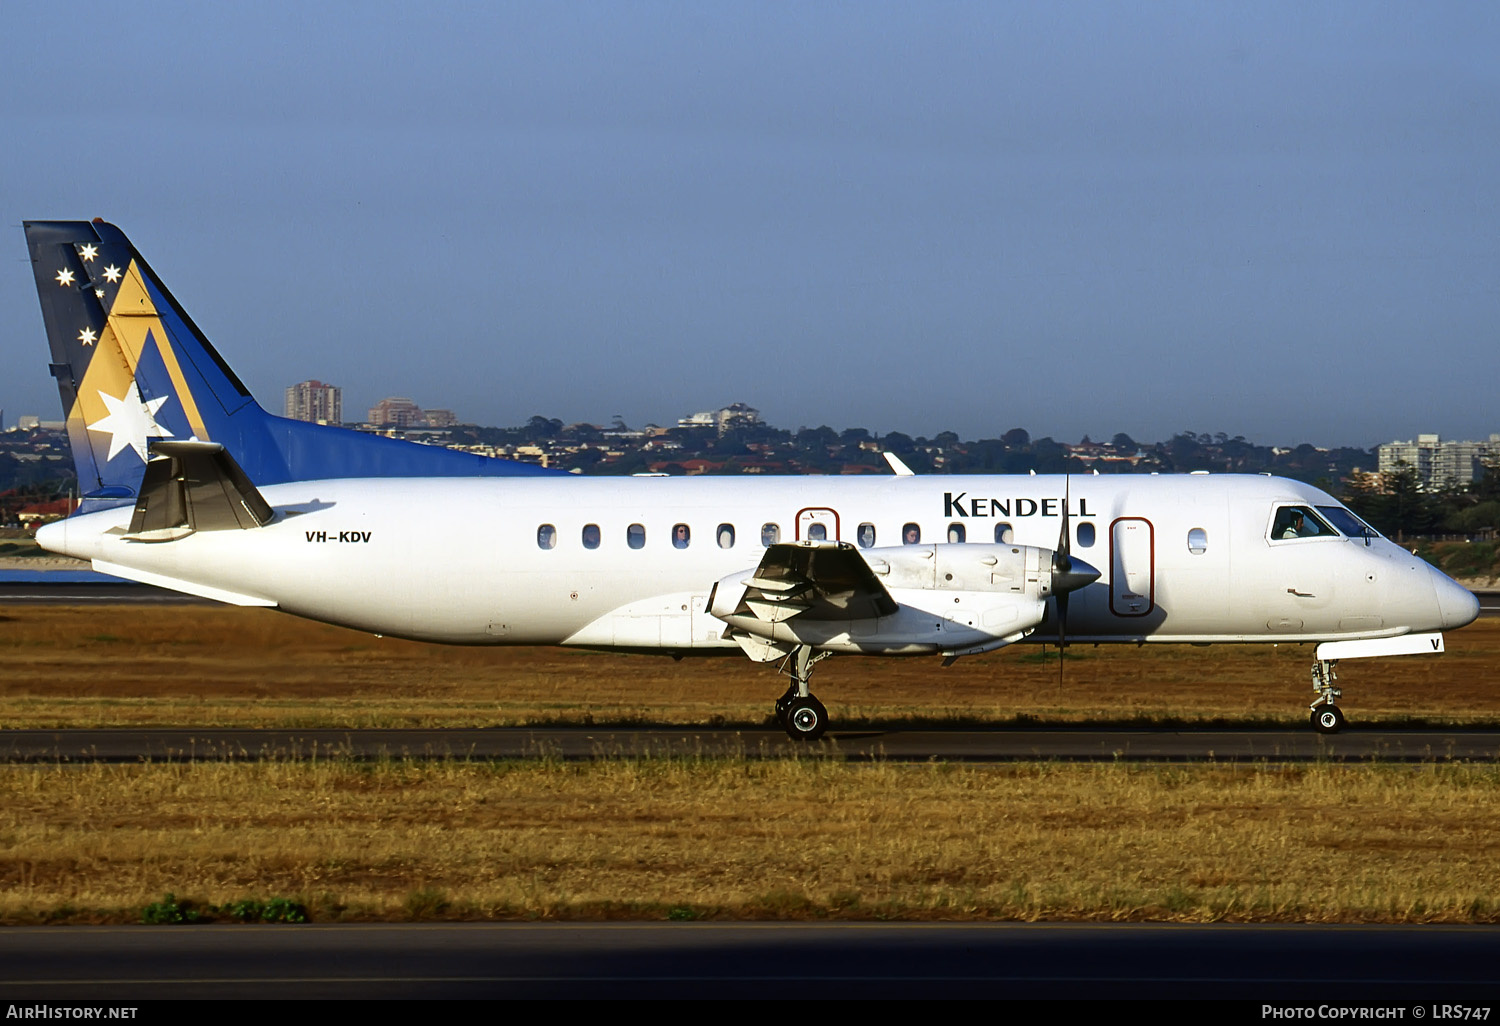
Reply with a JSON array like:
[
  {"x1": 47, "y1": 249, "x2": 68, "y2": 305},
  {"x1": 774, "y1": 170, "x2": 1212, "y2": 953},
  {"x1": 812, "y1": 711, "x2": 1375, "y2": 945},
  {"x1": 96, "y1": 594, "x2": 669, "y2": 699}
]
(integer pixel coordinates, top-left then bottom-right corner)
[{"x1": 1056, "y1": 473, "x2": 1070, "y2": 687}]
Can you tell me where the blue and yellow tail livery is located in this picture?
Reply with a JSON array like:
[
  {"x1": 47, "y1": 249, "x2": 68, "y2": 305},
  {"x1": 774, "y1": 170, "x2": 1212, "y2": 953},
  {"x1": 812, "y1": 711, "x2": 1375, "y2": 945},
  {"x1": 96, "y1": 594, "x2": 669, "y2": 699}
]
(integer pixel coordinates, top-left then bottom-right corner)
[{"x1": 25, "y1": 220, "x2": 555, "y2": 509}]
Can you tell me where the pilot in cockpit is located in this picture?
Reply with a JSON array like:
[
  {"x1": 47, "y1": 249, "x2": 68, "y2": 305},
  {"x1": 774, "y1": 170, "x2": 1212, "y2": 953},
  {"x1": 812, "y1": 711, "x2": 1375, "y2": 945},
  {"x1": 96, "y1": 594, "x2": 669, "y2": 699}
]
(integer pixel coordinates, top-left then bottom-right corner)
[{"x1": 1281, "y1": 511, "x2": 1306, "y2": 539}]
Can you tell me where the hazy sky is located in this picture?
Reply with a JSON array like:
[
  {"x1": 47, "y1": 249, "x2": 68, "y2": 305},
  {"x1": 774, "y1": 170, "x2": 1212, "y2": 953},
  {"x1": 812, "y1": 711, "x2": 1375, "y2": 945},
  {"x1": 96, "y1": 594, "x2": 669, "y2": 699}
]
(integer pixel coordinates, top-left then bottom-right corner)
[{"x1": 3, "y1": 1, "x2": 1497, "y2": 448}]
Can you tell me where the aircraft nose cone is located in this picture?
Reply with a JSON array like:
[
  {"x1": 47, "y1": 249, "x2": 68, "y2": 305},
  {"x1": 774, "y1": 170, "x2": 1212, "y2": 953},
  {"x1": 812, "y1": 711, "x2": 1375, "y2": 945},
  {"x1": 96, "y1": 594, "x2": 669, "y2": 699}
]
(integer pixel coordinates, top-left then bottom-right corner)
[
  {"x1": 1433, "y1": 568, "x2": 1480, "y2": 630},
  {"x1": 34, "y1": 518, "x2": 66, "y2": 555},
  {"x1": 1054, "y1": 556, "x2": 1101, "y2": 595}
]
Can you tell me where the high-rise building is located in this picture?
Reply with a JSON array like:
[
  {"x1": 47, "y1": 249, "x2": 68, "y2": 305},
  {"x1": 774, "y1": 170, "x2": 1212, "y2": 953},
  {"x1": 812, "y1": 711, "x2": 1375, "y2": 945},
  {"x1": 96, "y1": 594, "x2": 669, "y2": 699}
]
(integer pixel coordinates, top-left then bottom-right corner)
[
  {"x1": 1378, "y1": 433, "x2": 1500, "y2": 489},
  {"x1": 368, "y1": 396, "x2": 427, "y2": 428},
  {"x1": 285, "y1": 380, "x2": 343, "y2": 425}
]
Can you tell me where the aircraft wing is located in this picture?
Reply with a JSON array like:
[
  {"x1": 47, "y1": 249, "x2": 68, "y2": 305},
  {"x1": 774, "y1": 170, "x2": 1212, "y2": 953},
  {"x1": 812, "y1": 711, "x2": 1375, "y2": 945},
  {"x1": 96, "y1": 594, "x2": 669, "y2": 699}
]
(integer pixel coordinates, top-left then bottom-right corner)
[{"x1": 737, "y1": 541, "x2": 899, "y2": 623}]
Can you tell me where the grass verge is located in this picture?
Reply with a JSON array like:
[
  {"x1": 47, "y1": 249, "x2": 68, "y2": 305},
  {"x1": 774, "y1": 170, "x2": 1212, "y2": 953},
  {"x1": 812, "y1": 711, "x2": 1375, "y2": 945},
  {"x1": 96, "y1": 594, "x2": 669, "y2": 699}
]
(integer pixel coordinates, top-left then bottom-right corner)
[{"x1": 3, "y1": 758, "x2": 1499, "y2": 924}]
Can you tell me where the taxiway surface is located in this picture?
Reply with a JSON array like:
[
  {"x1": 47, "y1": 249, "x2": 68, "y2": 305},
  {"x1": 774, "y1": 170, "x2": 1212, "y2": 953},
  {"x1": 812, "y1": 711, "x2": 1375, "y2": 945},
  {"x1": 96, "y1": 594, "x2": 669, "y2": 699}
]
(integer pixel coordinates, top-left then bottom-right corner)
[{"x1": 4, "y1": 726, "x2": 1499, "y2": 762}]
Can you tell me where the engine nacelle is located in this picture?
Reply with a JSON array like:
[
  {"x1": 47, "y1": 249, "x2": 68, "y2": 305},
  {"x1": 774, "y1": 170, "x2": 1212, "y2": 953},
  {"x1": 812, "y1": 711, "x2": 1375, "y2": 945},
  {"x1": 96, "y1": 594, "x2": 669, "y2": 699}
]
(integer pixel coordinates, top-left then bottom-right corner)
[{"x1": 708, "y1": 541, "x2": 1066, "y2": 657}]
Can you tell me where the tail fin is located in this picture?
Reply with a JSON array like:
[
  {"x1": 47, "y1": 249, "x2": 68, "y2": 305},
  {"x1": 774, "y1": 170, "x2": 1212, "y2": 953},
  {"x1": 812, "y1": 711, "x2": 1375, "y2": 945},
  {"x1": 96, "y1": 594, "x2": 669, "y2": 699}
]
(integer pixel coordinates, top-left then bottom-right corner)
[{"x1": 25, "y1": 219, "x2": 556, "y2": 507}]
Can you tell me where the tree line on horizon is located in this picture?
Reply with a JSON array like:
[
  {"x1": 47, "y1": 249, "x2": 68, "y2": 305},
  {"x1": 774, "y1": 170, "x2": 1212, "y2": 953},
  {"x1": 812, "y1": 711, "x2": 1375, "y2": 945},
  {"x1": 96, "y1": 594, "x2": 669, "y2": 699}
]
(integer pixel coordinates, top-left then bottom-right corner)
[{"x1": 3, "y1": 420, "x2": 1497, "y2": 540}]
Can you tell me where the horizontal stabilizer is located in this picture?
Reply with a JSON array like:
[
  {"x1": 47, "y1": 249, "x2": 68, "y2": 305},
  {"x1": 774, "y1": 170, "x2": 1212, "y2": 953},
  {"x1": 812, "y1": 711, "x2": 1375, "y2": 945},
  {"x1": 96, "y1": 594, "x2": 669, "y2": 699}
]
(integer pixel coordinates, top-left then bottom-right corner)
[{"x1": 127, "y1": 440, "x2": 274, "y2": 539}]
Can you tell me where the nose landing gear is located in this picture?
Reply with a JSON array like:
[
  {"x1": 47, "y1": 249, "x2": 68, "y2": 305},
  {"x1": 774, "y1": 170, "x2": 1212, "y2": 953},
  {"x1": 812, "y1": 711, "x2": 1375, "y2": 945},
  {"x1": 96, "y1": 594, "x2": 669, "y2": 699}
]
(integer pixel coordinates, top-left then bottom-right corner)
[{"x1": 1309, "y1": 658, "x2": 1344, "y2": 734}]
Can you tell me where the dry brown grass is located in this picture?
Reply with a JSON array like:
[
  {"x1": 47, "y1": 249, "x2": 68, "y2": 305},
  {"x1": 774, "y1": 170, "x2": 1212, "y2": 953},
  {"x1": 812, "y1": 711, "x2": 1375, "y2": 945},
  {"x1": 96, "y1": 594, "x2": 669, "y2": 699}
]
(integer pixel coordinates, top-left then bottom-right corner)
[
  {"x1": 1, "y1": 605, "x2": 1498, "y2": 728},
  {"x1": 4, "y1": 606, "x2": 1499, "y2": 923},
  {"x1": 3, "y1": 759, "x2": 1499, "y2": 924}
]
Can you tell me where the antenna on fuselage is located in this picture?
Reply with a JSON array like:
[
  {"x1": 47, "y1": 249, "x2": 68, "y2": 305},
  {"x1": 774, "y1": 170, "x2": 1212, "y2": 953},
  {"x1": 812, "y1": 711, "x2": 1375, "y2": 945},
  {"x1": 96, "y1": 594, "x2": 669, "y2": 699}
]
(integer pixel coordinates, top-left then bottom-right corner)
[{"x1": 883, "y1": 452, "x2": 915, "y2": 476}]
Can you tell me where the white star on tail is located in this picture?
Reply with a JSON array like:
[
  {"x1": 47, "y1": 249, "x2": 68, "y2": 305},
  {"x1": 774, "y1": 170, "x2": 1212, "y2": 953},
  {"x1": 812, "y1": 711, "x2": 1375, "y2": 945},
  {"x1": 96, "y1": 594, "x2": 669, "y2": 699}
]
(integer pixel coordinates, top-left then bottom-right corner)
[
  {"x1": 88, "y1": 381, "x2": 174, "y2": 462},
  {"x1": 102, "y1": 264, "x2": 122, "y2": 283},
  {"x1": 79, "y1": 244, "x2": 98, "y2": 261},
  {"x1": 78, "y1": 327, "x2": 97, "y2": 346},
  {"x1": 55, "y1": 268, "x2": 75, "y2": 286}
]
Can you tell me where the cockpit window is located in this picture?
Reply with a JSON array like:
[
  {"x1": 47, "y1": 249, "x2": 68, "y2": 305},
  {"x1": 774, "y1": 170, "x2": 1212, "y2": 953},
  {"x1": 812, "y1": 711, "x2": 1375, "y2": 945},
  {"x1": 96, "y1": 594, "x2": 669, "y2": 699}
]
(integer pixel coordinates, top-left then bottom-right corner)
[
  {"x1": 1271, "y1": 505, "x2": 1336, "y2": 541},
  {"x1": 1316, "y1": 505, "x2": 1380, "y2": 540}
]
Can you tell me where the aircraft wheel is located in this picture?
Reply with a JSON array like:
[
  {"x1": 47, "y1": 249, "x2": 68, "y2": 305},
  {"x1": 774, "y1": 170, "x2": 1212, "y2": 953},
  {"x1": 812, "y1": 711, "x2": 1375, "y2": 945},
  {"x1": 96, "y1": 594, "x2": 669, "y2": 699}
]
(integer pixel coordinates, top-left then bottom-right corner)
[
  {"x1": 783, "y1": 696, "x2": 828, "y2": 741},
  {"x1": 773, "y1": 687, "x2": 798, "y2": 726},
  {"x1": 1311, "y1": 705, "x2": 1345, "y2": 734}
]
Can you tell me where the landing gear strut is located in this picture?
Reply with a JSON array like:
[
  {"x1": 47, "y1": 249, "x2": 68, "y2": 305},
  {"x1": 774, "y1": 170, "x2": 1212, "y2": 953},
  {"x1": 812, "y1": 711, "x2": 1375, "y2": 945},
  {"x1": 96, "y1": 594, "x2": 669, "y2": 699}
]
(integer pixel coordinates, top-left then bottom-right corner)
[
  {"x1": 1309, "y1": 658, "x2": 1344, "y2": 734},
  {"x1": 774, "y1": 645, "x2": 831, "y2": 741}
]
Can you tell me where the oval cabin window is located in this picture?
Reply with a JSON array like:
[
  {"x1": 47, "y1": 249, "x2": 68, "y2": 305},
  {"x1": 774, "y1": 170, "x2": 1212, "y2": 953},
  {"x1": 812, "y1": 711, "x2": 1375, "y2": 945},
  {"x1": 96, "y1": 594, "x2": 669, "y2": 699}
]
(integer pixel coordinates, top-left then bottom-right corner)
[{"x1": 1188, "y1": 527, "x2": 1208, "y2": 555}]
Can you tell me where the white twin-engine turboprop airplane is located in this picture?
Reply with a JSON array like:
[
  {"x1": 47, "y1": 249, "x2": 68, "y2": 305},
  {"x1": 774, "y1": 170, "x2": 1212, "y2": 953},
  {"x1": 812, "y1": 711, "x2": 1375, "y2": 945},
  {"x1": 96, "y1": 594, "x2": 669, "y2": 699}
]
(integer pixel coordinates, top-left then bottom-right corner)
[{"x1": 25, "y1": 221, "x2": 1480, "y2": 739}]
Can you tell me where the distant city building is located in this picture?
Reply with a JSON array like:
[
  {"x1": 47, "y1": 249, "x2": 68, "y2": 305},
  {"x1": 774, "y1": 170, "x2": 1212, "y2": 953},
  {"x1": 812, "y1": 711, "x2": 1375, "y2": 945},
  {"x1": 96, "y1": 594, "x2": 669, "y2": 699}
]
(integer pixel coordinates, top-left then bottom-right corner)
[
  {"x1": 284, "y1": 380, "x2": 343, "y2": 425},
  {"x1": 368, "y1": 396, "x2": 428, "y2": 428},
  {"x1": 422, "y1": 409, "x2": 458, "y2": 429},
  {"x1": 677, "y1": 403, "x2": 762, "y2": 436},
  {"x1": 1378, "y1": 433, "x2": 1500, "y2": 489}
]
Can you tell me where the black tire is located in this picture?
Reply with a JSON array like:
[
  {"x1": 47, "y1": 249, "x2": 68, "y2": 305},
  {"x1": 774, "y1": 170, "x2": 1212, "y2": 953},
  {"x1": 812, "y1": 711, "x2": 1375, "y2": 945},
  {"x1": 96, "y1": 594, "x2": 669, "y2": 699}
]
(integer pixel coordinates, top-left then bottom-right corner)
[
  {"x1": 773, "y1": 686, "x2": 798, "y2": 726},
  {"x1": 1311, "y1": 705, "x2": 1345, "y2": 734},
  {"x1": 783, "y1": 696, "x2": 829, "y2": 741}
]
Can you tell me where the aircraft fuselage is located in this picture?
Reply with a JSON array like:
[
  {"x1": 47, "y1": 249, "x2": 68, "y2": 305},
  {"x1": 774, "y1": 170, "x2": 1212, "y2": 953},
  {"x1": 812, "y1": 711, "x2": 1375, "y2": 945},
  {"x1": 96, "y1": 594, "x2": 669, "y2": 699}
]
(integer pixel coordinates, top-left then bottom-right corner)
[{"x1": 38, "y1": 471, "x2": 1477, "y2": 651}]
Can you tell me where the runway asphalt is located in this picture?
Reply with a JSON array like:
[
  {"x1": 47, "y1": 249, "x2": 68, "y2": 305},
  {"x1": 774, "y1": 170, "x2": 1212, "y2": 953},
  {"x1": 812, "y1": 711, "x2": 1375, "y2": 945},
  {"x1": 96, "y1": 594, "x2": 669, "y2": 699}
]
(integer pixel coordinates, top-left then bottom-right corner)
[
  {"x1": 4, "y1": 725, "x2": 1500, "y2": 762},
  {"x1": 1, "y1": 922, "x2": 1498, "y2": 1000}
]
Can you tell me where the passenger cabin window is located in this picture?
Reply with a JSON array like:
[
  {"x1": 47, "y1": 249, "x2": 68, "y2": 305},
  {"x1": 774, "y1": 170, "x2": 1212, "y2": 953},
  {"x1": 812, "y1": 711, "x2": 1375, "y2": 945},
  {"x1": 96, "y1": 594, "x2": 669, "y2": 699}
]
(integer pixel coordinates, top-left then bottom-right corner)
[
  {"x1": 537, "y1": 524, "x2": 556, "y2": 550},
  {"x1": 857, "y1": 523, "x2": 876, "y2": 548},
  {"x1": 717, "y1": 524, "x2": 735, "y2": 548},
  {"x1": 994, "y1": 522, "x2": 1013, "y2": 544},
  {"x1": 582, "y1": 524, "x2": 601, "y2": 550},
  {"x1": 1271, "y1": 505, "x2": 1335, "y2": 541},
  {"x1": 1076, "y1": 522, "x2": 1095, "y2": 548},
  {"x1": 672, "y1": 523, "x2": 690, "y2": 549},
  {"x1": 761, "y1": 523, "x2": 780, "y2": 546},
  {"x1": 807, "y1": 523, "x2": 827, "y2": 541},
  {"x1": 627, "y1": 523, "x2": 646, "y2": 549},
  {"x1": 1187, "y1": 527, "x2": 1208, "y2": 555},
  {"x1": 947, "y1": 523, "x2": 966, "y2": 544},
  {"x1": 902, "y1": 523, "x2": 921, "y2": 545}
]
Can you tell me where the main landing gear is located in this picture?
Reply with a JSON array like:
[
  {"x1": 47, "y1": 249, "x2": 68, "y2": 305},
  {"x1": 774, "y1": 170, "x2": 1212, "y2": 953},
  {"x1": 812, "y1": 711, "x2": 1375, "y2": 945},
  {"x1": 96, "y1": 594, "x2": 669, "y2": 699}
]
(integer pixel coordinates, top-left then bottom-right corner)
[
  {"x1": 1309, "y1": 658, "x2": 1345, "y2": 734},
  {"x1": 774, "y1": 645, "x2": 832, "y2": 741}
]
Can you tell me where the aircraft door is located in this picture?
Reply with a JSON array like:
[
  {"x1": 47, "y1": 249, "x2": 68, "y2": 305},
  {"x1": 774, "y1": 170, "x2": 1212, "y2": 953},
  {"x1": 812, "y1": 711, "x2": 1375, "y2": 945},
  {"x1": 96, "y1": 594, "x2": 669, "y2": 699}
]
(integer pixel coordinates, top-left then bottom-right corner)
[
  {"x1": 1110, "y1": 517, "x2": 1155, "y2": 616},
  {"x1": 796, "y1": 507, "x2": 841, "y2": 542}
]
